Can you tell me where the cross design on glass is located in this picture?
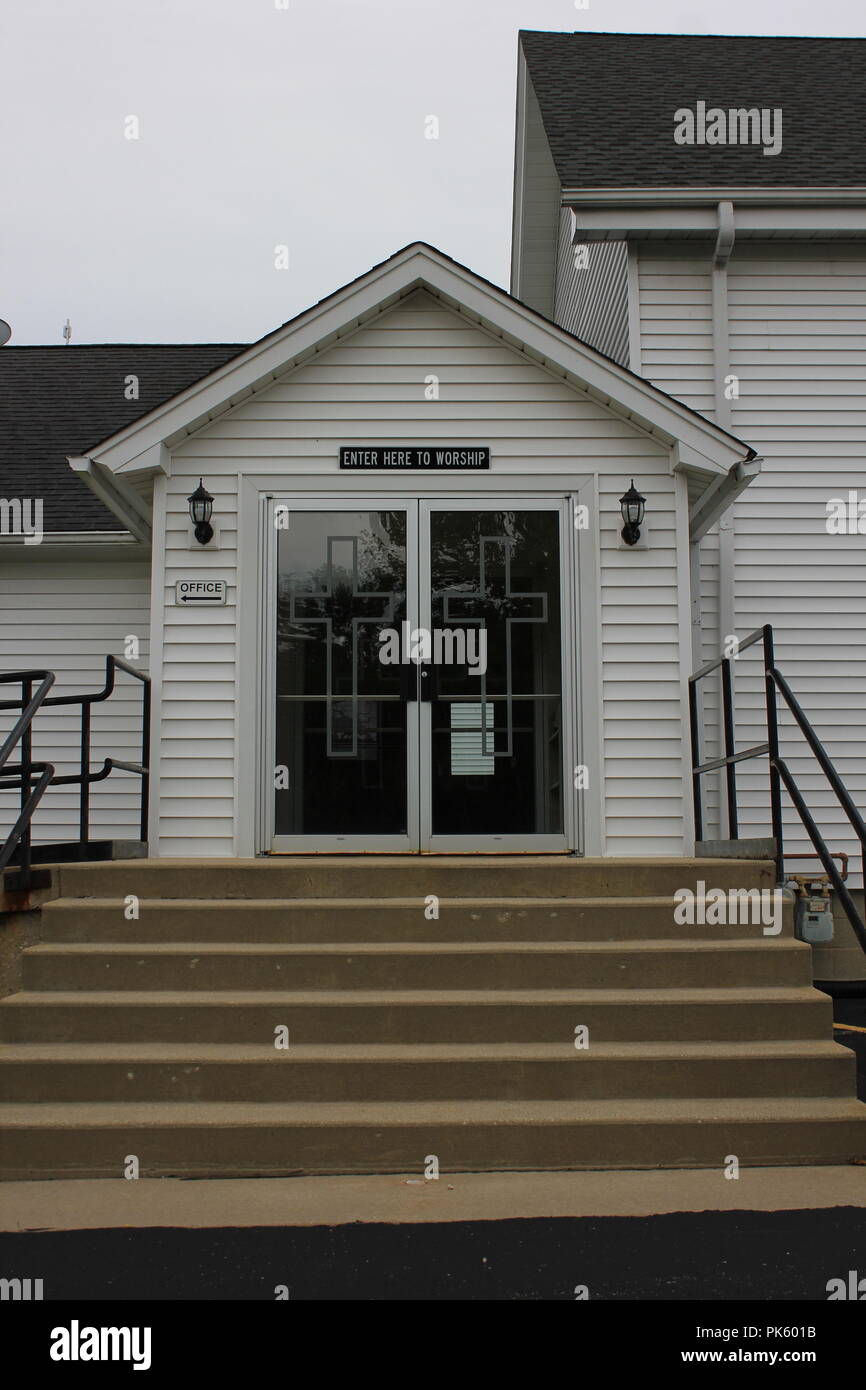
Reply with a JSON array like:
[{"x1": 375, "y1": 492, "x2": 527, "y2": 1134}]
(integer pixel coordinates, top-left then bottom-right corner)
[
  {"x1": 287, "y1": 534, "x2": 400, "y2": 757},
  {"x1": 442, "y1": 535, "x2": 547, "y2": 757}
]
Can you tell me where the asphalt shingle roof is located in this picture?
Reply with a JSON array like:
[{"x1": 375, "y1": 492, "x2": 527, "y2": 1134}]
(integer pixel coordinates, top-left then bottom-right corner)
[
  {"x1": 520, "y1": 31, "x2": 866, "y2": 188},
  {"x1": 0, "y1": 344, "x2": 246, "y2": 532}
]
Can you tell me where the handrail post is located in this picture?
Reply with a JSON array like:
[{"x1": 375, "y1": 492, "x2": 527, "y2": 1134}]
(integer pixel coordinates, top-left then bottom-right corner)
[
  {"x1": 763, "y1": 624, "x2": 784, "y2": 884},
  {"x1": 79, "y1": 703, "x2": 91, "y2": 855},
  {"x1": 721, "y1": 656, "x2": 738, "y2": 839},
  {"x1": 688, "y1": 676, "x2": 703, "y2": 842},
  {"x1": 140, "y1": 676, "x2": 151, "y2": 845},
  {"x1": 20, "y1": 676, "x2": 32, "y2": 886}
]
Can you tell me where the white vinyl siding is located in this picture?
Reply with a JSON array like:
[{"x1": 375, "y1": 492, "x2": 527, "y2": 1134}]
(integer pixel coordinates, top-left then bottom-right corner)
[
  {"x1": 638, "y1": 252, "x2": 715, "y2": 417},
  {"x1": 0, "y1": 557, "x2": 150, "y2": 845},
  {"x1": 159, "y1": 475, "x2": 238, "y2": 857},
  {"x1": 554, "y1": 210, "x2": 630, "y2": 366},
  {"x1": 599, "y1": 470, "x2": 686, "y2": 855},
  {"x1": 636, "y1": 248, "x2": 722, "y2": 842},
  {"x1": 727, "y1": 245, "x2": 866, "y2": 879},
  {"x1": 163, "y1": 288, "x2": 683, "y2": 857},
  {"x1": 637, "y1": 241, "x2": 866, "y2": 882}
]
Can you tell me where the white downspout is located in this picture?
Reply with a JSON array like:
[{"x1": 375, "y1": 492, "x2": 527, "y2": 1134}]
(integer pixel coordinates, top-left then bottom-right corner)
[{"x1": 711, "y1": 200, "x2": 736, "y2": 836}]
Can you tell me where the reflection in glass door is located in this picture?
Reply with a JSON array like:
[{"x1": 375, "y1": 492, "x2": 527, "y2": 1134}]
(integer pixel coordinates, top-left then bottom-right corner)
[
  {"x1": 421, "y1": 503, "x2": 567, "y2": 850},
  {"x1": 272, "y1": 505, "x2": 417, "y2": 848},
  {"x1": 269, "y1": 498, "x2": 571, "y2": 852}
]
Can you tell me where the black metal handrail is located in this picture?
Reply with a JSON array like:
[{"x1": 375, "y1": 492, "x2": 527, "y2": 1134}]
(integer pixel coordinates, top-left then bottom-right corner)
[
  {"x1": 0, "y1": 657, "x2": 151, "y2": 886},
  {"x1": 689, "y1": 624, "x2": 866, "y2": 955}
]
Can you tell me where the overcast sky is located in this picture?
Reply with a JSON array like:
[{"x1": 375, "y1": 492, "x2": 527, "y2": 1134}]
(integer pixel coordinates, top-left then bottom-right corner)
[{"x1": 2, "y1": 0, "x2": 863, "y2": 345}]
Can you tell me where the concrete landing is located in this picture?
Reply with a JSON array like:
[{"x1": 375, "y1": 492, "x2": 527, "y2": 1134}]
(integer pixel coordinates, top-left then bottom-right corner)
[{"x1": 2, "y1": 1165, "x2": 864, "y2": 1232}]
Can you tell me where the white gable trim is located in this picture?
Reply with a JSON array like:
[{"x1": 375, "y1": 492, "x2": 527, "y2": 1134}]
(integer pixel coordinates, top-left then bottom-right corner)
[{"x1": 82, "y1": 244, "x2": 754, "y2": 486}]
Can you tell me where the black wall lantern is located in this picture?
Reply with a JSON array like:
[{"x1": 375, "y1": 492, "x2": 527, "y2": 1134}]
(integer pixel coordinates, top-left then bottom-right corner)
[
  {"x1": 619, "y1": 480, "x2": 646, "y2": 546},
  {"x1": 188, "y1": 479, "x2": 214, "y2": 545}
]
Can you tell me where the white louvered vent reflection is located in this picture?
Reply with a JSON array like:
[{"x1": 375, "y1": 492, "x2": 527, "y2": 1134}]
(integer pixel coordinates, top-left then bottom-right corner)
[{"x1": 450, "y1": 702, "x2": 495, "y2": 776}]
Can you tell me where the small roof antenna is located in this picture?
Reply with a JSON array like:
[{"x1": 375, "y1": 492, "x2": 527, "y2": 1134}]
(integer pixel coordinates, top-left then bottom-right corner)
[
  {"x1": 63, "y1": 318, "x2": 72, "y2": 345},
  {"x1": 0, "y1": 320, "x2": 11, "y2": 347}
]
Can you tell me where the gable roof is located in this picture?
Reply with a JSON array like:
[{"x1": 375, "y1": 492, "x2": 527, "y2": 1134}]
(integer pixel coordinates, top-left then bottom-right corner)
[
  {"x1": 520, "y1": 30, "x2": 866, "y2": 190},
  {"x1": 78, "y1": 241, "x2": 757, "y2": 540},
  {"x1": 86, "y1": 241, "x2": 754, "y2": 472},
  {"x1": 0, "y1": 344, "x2": 245, "y2": 532}
]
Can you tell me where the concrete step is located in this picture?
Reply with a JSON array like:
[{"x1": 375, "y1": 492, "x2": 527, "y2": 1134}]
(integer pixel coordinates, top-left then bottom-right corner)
[
  {"x1": 2, "y1": 1096, "x2": 864, "y2": 1179},
  {"x1": 39, "y1": 895, "x2": 793, "y2": 943},
  {"x1": 0, "y1": 1040, "x2": 855, "y2": 1103},
  {"x1": 0, "y1": 987, "x2": 833, "y2": 1044},
  {"x1": 47, "y1": 856, "x2": 777, "y2": 902},
  {"x1": 20, "y1": 938, "x2": 812, "y2": 992}
]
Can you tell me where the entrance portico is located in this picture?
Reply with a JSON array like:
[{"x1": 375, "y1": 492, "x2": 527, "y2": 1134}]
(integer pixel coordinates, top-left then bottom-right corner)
[{"x1": 69, "y1": 243, "x2": 758, "y2": 859}]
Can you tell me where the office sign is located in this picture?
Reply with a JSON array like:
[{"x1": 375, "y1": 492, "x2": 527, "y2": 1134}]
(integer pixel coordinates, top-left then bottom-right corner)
[{"x1": 175, "y1": 579, "x2": 227, "y2": 606}]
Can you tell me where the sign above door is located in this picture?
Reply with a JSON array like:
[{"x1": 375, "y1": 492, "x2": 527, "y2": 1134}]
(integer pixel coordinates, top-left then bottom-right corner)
[{"x1": 339, "y1": 446, "x2": 490, "y2": 471}]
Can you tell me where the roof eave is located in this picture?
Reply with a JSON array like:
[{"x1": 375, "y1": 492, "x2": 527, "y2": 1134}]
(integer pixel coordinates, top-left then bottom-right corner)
[
  {"x1": 562, "y1": 186, "x2": 866, "y2": 205},
  {"x1": 68, "y1": 456, "x2": 152, "y2": 542},
  {"x1": 562, "y1": 189, "x2": 866, "y2": 241}
]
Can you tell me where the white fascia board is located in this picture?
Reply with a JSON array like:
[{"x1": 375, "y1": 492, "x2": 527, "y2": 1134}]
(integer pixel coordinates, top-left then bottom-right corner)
[
  {"x1": 85, "y1": 243, "x2": 751, "y2": 480},
  {"x1": 0, "y1": 532, "x2": 146, "y2": 561},
  {"x1": 675, "y1": 442, "x2": 728, "y2": 475},
  {"x1": 0, "y1": 530, "x2": 135, "y2": 547},
  {"x1": 562, "y1": 186, "x2": 866, "y2": 206},
  {"x1": 735, "y1": 205, "x2": 866, "y2": 235},
  {"x1": 68, "y1": 456, "x2": 152, "y2": 542},
  {"x1": 573, "y1": 206, "x2": 719, "y2": 238},
  {"x1": 116, "y1": 442, "x2": 172, "y2": 479},
  {"x1": 689, "y1": 457, "x2": 762, "y2": 542},
  {"x1": 673, "y1": 441, "x2": 731, "y2": 478},
  {"x1": 566, "y1": 199, "x2": 866, "y2": 241}
]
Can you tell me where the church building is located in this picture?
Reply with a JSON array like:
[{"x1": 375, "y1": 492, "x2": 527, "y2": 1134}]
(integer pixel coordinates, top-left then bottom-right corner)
[{"x1": 1, "y1": 32, "x2": 864, "y2": 1179}]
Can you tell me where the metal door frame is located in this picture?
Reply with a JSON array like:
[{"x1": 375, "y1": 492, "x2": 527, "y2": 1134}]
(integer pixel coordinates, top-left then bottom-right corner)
[
  {"x1": 418, "y1": 496, "x2": 574, "y2": 853},
  {"x1": 265, "y1": 496, "x2": 420, "y2": 852},
  {"x1": 260, "y1": 487, "x2": 581, "y2": 855}
]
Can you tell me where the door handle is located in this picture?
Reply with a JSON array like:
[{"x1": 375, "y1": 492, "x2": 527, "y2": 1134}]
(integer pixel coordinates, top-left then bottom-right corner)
[
  {"x1": 418, "y1": 664, "x2": 436, "y2": 703},
  {"x1": 399, "y1": 663, "x2": 418, "y2": 703},
  {"x1": 399, "y1": 664, "x2": 436, "y2": 702}
]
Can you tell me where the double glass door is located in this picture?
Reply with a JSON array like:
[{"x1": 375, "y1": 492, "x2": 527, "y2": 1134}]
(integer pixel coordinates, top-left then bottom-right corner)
[{"x1": 270, "y1": 498, "x2": 570, "y2": 851}]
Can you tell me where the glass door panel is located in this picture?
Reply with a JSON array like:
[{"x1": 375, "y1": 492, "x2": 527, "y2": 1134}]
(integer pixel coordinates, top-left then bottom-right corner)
[
  {"x1": 422, "y1": 504, "x2": 567, "y2": 849},
  {"x1": 269, "y1": 498, "x2": 571, "y2": 852},
  {"x1": 273, "y1": 507, "x2": 415, "y2": 846}
]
